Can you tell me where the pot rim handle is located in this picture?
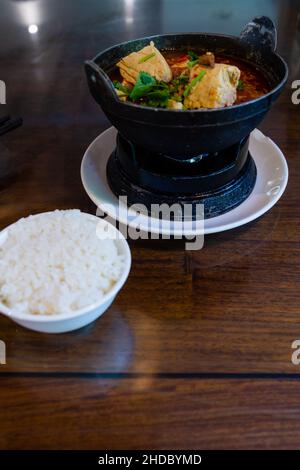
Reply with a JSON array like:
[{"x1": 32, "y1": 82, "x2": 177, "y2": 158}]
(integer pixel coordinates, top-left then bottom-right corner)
[
  {"x1": 85, "y1": 60, "x2": 118, "y2": 105},
  {"x1": 240, "y1": 16, "x2": 277, "y2": 52}
]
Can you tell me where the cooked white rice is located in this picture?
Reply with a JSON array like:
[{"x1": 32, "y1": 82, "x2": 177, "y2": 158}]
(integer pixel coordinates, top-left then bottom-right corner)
[{"x1": 0, "y1": 210, "x2": 125, "y2": 315}]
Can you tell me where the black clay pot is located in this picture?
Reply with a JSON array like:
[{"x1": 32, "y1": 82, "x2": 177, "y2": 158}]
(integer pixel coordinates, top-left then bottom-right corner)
[{"x1": 85, "y1": 16, "x2": 288, "y2": 160}]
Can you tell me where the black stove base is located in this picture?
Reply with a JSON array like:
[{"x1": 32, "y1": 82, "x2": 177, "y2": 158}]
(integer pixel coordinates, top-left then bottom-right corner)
[{"x1": 107, "y1": 150, "x2": 257, "y2": 221}]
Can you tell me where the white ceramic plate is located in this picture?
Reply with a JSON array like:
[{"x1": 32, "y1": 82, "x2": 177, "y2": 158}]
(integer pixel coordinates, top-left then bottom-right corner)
[{"x1": 81, "y1": 127, "x2": 288, "y2": 236}]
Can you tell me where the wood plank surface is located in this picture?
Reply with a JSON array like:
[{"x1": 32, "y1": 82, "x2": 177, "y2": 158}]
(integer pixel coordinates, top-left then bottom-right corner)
[
  {"x1": 0, "y1": 0, "x2": 300, "y2": 450},
  {"x1": 1, "y1": 377, "x2": 300, "y2": 450}
]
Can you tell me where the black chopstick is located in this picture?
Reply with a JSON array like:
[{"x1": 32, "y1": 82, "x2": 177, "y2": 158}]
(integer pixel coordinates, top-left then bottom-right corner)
[
  {"x1": 0, "y1": 115, "x2": 10, "y2": 126},
  {"x1": 0, "y1": 116, "x2": 23, "y2": 136}
]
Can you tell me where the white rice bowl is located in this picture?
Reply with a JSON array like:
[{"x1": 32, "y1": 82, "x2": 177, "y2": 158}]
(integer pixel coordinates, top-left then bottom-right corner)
[{"x1": 0, "y1": 210, "x2": 127, "y2": 316}]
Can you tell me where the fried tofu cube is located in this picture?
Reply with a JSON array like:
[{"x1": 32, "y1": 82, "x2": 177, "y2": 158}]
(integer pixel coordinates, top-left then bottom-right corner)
[
  {"x1": 184, "y1": 63, "x2": 241, "y2": 109},
  {"x1": 117, "y1": 41, "x2": 172, "y2": 84}
]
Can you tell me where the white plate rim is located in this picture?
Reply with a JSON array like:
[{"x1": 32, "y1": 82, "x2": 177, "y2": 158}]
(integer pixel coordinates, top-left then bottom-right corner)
[{"x1": 80, "y1": 127, "x2": 289, "y2": 236}]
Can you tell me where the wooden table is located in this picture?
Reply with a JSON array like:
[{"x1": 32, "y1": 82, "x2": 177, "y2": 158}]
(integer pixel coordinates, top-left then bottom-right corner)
[{"x1": 0, "y1": 0, "x2": 300, "y2": 450}]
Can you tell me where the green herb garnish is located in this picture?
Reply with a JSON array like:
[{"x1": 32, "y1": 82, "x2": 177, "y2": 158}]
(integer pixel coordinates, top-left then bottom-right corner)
[
  {"x1": 113, "y1": 80, "x2": 131, "y2": 95},
  {"x1": 237, "y1": 79, "x2": 245, "y2": 91},
  {"x1": 129, "y1": 72, "x2": 157, "y2": 100},
  {"x1": 178, "y1": 75, "x2": 189, "y2": 84},
  {"x1": 187, "y1": 59, "x2": 199, "y2": 68},
  {"x1": 129, "y1": 71, "x2": 170, "y2": 107},
  {"x1": 187, "y1": 51, "x2": 201, "y2": 68},
  {"x1": 172, "y1": 75, "x2": 189, "y2": 87},
  {"x1": 183, "y1": 71, "x2": 206, "y2": 97},
  {"x1": 169, "y1": 75, "x2": 189, "y2": 95},
  {"x1": 144, "y1": 89, "x2": 170, "y2": 107},
  {"x1": 138, "y1": 52, "x2": 156, "y2": 63},
  {"x1": 188, "y1": 50, "x2": 199, "y2": 61}
]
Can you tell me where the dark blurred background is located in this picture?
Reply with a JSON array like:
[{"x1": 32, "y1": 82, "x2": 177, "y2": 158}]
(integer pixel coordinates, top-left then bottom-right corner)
[
  {"x1": 1, "y1": 0, "x2": 299, "y2": 115},
  {"x1": 0, "y1": 0, "x2": 299, "y2": 195}
]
